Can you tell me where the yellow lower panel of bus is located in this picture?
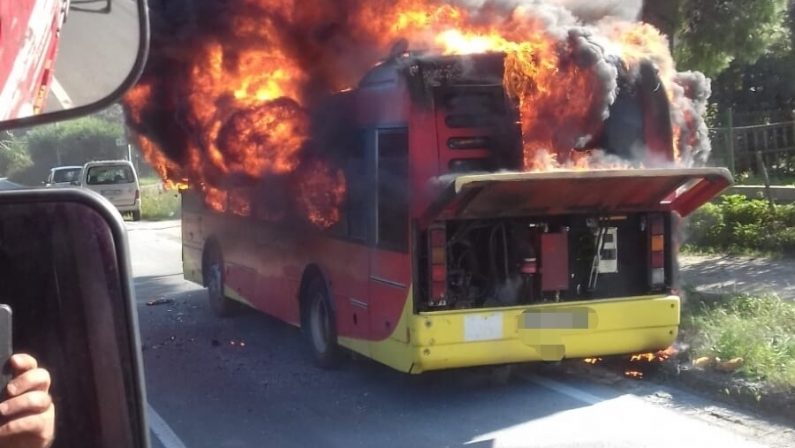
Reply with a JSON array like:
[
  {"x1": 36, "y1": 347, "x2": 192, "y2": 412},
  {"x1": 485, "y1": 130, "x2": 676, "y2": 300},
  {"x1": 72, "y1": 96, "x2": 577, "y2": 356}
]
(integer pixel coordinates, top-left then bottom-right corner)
[{"x1": 340, "y1": 294, "x2": 680, "y2": 374}]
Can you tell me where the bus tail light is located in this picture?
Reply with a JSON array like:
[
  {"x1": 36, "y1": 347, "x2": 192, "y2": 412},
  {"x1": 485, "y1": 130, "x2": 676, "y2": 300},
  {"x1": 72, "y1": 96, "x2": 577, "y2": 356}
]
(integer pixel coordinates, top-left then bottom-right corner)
[
  {"x1": 649, "y1": 214, "x2": 666, "y2": 290},
  {"x1": 428, "y1": 225, "x2": 447, "y2": 306}
]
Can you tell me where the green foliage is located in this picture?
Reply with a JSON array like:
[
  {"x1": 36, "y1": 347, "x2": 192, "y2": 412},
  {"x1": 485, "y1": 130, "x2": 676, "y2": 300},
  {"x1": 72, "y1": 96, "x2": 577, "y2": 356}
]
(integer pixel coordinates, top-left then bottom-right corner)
[
  {"x1": 0, "y1": 136, "x2": 32, "y2": 177},
  {"x1": 734, "y1": 172, "x2": 795, "y2": 186},
  {"x1": 141, "y1": 188, "x2": 181, "y2": 221},
  {"x1": 8, "y1": 116, "x2": 126, "y2": 185},
  {"x1": 685, "y1": 202, "x2": 724, "y2": 246},
  {"x1": 684, "y1": 195, "x2": 795, "y2": 255},
  {"x1": 682, "y1": 293, "x2": 795, "y2": 390},
  {"x1": 673, "y1": 0, "x2": 791, "y2": 77}
]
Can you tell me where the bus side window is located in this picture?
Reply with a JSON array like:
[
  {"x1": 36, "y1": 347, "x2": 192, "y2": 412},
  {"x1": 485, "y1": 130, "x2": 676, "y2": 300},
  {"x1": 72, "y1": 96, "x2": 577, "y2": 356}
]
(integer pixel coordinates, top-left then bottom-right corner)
[
  {"x1": 376, "y1": 128, "x2": 409, "y2": 252},
  {"x1": 345, "y1": 131, "x2": 370, "y2": 242}
]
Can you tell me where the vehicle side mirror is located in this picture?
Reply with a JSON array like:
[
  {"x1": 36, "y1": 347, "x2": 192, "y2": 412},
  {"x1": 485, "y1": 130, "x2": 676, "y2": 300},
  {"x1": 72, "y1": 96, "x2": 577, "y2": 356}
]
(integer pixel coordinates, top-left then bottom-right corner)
[
  {"x1": 0, "y1": 0, "x2": 149, "y2": 130},
  {"x1": 0, "y1": 189, "x2": 148, "y2": 447},
  {"x1": 71, "y1": 180, "x2": 81, "y2": 186}
]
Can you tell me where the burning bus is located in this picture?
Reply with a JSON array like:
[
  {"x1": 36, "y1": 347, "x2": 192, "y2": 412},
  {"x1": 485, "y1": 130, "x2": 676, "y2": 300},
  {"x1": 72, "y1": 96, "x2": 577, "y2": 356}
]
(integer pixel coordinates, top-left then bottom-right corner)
[{"x1": 125, "y1": 0, "x2": 732, "y2": 373}]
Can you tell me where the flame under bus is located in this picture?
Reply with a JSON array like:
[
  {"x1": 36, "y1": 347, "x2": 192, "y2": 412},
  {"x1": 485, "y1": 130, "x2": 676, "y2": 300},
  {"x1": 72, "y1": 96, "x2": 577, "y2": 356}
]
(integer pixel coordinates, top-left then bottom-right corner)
[{"x1": 181, "y1": 53, "x2": 731, "y2": 373}]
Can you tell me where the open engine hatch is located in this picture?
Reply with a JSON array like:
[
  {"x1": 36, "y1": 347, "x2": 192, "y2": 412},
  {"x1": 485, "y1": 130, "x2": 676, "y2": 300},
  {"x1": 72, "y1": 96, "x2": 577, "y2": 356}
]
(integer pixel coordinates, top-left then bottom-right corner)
[{"x1": 425, "y1": 168, "x2": 733, "y2": 222}]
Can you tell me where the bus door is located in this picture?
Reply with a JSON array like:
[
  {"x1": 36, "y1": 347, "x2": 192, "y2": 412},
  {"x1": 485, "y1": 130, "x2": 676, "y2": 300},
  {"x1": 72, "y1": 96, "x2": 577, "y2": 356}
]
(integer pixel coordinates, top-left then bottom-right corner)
[
  {"x1": 335, "y1": 130, "x2": 373, "y2": 340},
  {"x1": 368, "y1": 127, "x2": 412, "y2": 343}
]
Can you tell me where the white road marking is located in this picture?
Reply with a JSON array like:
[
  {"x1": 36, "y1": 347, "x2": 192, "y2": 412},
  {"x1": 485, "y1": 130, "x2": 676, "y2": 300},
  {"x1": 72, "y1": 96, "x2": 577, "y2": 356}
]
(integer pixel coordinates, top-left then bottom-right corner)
[
  {"x1": 520, "y1": 373, "x2": 603, "y2": 405},
  {"x1": 50, "y1": 77, "x2": 74, "y2": 109},
  {"x1": 147, "y1": 403, "x2": 187, "y2": 448}
]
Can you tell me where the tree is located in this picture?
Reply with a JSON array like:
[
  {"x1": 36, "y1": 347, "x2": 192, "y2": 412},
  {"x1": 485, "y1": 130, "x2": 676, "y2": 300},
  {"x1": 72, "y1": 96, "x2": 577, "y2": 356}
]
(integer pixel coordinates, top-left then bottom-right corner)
[
  {"x1": 9, "y1": 117, "x2": 126, "y2": 185},
  {"x1": 644, "y1": 0, "x2": 791, "y2": 77},
  {"x1": 696, "y1": 3, "x2": 795, "y2": 122},
  {"x1": 0, "y1": 132, "x2": 32, "y2": 177}
]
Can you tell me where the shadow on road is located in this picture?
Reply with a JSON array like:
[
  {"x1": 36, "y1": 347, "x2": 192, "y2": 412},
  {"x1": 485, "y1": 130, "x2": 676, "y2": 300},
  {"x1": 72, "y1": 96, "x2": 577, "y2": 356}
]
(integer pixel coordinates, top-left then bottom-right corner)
[{"x1": 137, "y1": 284, "x2": 621, "y2": 448}]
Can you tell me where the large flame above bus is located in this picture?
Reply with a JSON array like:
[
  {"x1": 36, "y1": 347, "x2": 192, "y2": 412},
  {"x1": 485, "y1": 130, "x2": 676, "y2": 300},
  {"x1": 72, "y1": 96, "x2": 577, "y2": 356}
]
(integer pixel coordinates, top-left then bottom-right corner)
[{"x1": 123, "y1": 0, "x2": 711, "y2": 227}]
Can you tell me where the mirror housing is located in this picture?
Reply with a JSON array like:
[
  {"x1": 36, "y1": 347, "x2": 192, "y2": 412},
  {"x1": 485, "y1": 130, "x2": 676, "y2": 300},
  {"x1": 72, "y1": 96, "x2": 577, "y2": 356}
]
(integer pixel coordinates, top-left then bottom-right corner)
[
  {"x1": 0, "y1": 188, "x2": 149, "y2": 447},
  {"x1": 0, "y1": 0, "x2": 150, "y2": 131}
]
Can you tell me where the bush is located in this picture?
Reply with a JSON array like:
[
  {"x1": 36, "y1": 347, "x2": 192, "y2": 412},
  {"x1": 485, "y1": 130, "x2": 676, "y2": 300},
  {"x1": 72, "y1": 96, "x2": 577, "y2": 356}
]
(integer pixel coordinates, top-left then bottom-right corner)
[
  {"x1": 685, "y1": 195, "x2": 795, "y2": 256},
  {"x1": 682, "y1": 293, "x2": 795, "y2": 390},
  {"x1": 141, "y1": 188, "x2": 181, "y2": 220},
  {"x1": 686, "y1": 203, "x2": 724, "y2": 247}
]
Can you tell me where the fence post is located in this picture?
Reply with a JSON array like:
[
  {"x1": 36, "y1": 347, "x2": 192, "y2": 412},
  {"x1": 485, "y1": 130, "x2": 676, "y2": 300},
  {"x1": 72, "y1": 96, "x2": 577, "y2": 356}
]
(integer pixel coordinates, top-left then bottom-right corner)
[
  {"x1": 755, "y1": 149, "x2": 776, "y2": 210},
  {"x1": 791, "y1": 110, "x2": 795, "y2": 166},
  {"x1": 725, "y1": 108, "x2": 735, "y2": 175}
]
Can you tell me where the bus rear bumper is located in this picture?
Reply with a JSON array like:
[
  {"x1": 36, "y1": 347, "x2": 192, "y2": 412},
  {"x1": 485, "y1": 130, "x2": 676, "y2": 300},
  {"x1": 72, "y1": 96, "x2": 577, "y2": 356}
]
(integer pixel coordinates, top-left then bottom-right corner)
[{"x1": 409, "y1": 295, "x2": 680, "y2": 373}]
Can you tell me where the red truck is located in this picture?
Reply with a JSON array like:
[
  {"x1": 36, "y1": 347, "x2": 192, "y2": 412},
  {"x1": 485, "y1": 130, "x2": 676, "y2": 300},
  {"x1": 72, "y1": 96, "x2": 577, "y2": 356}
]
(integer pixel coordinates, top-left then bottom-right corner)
[
  {"x1": 0, "y1": 0, "x2": 69, "y2": 120},
  {"x1": 181, "y1": 52, "x2": 731, "y2": 373}
]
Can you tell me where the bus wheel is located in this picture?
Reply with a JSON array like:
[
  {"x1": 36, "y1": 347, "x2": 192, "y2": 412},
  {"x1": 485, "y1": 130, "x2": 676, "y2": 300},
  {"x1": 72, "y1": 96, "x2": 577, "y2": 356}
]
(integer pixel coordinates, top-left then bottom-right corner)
[
  {"x1": 205, "y1": 248, "x2": 236, "y2": 317},
  {"x1": 305, "y1": 278, "x2": 342, "y2": 368}
]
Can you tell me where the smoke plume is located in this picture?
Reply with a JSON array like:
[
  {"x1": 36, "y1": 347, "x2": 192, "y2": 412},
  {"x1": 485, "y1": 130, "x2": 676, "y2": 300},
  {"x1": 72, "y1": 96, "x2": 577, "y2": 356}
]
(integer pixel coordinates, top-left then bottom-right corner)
[{"x1": 125, "y1": 0, "x2": 712, "y2": 225}]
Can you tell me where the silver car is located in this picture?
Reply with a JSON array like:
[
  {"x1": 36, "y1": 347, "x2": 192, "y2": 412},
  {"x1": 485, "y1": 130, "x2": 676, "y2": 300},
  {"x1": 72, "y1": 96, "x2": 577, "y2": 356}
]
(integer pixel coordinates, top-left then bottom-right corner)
[
  {"x1": 81, "y1": 160, "x2": 141, "y2": 221},
  {"x1": 45, "y1": 166, "x2": 83, "y2": 187}
]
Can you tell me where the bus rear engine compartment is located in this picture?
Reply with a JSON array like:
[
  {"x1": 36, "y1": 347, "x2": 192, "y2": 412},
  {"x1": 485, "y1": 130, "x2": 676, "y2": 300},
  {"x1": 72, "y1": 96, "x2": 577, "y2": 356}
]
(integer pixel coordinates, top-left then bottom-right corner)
[{"x1": 420, "y1": 213, "x2": 670, "y2": 310}]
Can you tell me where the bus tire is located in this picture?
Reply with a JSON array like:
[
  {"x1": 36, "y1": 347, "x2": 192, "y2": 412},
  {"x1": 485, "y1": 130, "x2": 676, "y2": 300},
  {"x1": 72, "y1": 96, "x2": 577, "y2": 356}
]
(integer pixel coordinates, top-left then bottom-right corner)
[
  {"x1": 304, "y1": 277, "x2": 342, "y2": 368},
  {"x1": 204, "y1": 245, "x2": 236, "y2": 318}
]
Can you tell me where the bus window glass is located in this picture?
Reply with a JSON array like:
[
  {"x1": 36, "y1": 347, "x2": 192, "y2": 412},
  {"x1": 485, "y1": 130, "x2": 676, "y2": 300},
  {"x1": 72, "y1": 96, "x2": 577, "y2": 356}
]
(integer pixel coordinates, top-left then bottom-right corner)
[
  {"x1": 345, "y1": 132, "x2": 370, "y2": 242},
  {"x1": 376, "y1": 129, "x2": 409, "y2": 251}
]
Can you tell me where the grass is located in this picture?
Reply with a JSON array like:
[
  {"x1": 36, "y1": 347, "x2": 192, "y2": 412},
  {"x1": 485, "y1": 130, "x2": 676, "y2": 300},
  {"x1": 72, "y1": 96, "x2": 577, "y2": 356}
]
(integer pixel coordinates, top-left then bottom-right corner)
[
  {"x1": 141, "y1": 188, "x2": 180, "y2": 220},
  {"x1": 681, "y1": 292, "x2": 795, "y2": 391}
]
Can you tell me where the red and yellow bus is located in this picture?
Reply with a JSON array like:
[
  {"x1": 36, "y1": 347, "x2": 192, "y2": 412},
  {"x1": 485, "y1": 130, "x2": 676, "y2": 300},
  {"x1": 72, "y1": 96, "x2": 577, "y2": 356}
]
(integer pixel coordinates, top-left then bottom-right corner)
[
  {"x1": 0, "y1": 0, "x2": 69, "y2": 120},
  {"x1": 181, "y1": 53, "x2": 731, "y2": 373}
]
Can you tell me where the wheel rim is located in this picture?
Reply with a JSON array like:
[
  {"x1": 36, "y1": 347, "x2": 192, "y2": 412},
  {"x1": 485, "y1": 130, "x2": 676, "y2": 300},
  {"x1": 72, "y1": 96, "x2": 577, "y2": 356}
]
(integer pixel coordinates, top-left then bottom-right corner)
[{"x1": 310, "y1": 293, "x2": 330, "y2": 354}]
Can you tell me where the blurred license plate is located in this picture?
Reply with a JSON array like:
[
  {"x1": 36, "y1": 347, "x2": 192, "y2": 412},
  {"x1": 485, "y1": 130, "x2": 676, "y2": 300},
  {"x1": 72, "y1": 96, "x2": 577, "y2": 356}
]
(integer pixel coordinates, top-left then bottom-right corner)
[
  {"x1": 101, "y1": 190, "x2": 121, "y2": 196},
  {"x1": 522, "y1": 311, "x2": 588, "y2": 329}
]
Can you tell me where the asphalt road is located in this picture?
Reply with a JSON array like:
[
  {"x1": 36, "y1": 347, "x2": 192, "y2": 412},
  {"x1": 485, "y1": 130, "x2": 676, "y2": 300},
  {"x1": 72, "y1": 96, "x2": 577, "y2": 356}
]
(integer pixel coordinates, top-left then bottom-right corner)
[
  {"x1": 45, "y1": 0, "x2": 140, "y2": 113},
  {"x1": 681, "y1": 254, "x2": 795, "y2": 300},
  {"x1": 128, "y1": 221, "x2": 795, "y2": 448}
]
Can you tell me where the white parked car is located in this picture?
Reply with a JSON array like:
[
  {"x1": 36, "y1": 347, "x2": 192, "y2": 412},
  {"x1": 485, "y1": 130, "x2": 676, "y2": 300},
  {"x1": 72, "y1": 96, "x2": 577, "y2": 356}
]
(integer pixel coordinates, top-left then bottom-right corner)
[
  {"x1": 45, "y1": 165, "x2": 83, "y2": 187},
  {"x1": 81, "y1": 160, "x2": 141, "y2": 221}
]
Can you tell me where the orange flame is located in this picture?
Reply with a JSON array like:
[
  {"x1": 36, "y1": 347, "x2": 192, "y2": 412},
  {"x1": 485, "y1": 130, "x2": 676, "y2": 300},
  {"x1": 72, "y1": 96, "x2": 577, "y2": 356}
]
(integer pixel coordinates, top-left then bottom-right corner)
[
  {"x1": 228, "y1": 190, "x2": 253, "y2": 217},
  {"x1": 630, "y1": 353, "x2": 657, "y2": 362},
  {"x1": 624, "y1": 370, "x2": 644, "y2": 379},
  {"x1": 295, "y1": 160, "x2": 347, "y2": 229},
  {"x1": 629, "y1": 345, "x2": 678, "y2": 363},
  {"x1": 125, "y1": 0, "x2": 708, "y2": 223}
]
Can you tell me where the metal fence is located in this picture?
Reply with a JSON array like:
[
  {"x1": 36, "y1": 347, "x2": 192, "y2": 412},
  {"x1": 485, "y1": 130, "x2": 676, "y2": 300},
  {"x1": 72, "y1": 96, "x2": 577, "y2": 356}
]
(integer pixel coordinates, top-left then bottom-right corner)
[{"x1": 708, "y1": 111, "x2": 795, "y2": 177}]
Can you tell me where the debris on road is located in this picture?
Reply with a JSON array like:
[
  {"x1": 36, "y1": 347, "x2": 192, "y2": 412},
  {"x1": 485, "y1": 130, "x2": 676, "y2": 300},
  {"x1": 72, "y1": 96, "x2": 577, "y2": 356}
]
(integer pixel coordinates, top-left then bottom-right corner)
[{"x1": 147, "y1": 297, "x2": 175, "y2": 306}]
